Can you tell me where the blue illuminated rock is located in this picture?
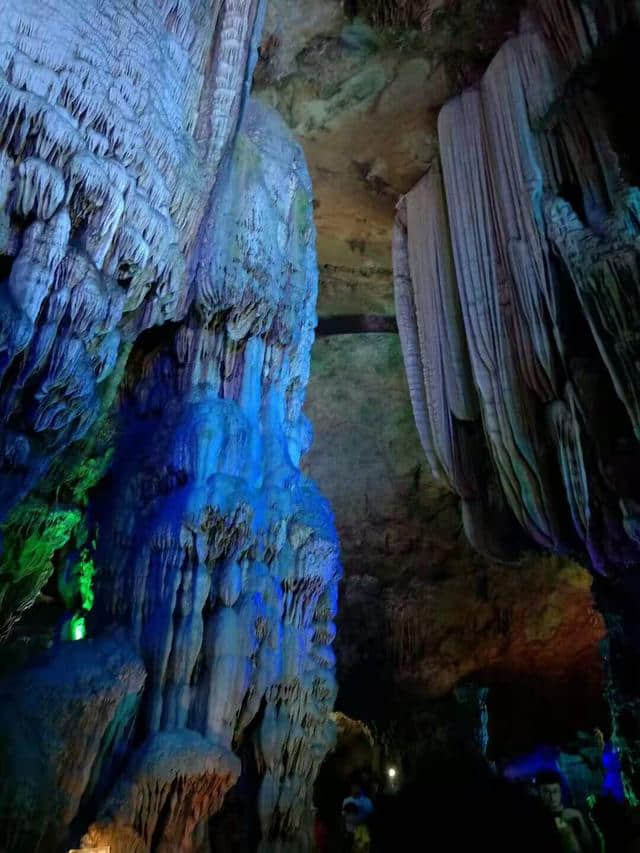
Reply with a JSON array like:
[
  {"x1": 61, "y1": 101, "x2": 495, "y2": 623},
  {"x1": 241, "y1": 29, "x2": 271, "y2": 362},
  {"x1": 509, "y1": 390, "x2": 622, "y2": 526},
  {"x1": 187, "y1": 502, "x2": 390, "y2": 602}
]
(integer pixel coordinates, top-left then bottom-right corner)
[
  {"x1": 0, "y1": 630, "x2": 145, "y2": 852},
  {"x1": 0, "y1": 2, "x2": 340, "y2": 851}
]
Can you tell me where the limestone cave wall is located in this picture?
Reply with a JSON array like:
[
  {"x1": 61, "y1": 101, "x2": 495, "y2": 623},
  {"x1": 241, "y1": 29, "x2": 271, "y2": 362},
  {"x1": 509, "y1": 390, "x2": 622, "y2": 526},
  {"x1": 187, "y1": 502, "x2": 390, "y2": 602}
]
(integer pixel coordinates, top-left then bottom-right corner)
[{"x1": 0, "y1": 2, "x2": 340, "y2": 851}]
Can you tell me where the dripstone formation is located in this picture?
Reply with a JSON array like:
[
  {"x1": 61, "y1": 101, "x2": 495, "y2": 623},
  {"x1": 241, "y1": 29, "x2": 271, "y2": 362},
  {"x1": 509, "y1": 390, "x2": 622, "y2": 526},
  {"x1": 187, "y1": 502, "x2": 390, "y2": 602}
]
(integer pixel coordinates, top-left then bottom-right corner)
[
  {"x1": 395, "y1": 0, "x2": 640, "y2": 793},
  {"x1": 0, "y1": 2, "x2": 340, "y2": 851}
]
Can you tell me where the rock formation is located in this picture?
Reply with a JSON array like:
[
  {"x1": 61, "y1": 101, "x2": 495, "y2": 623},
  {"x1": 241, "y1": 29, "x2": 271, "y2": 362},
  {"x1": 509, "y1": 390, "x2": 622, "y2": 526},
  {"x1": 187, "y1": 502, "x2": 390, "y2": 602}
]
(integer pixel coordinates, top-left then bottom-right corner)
[
  {"x1": 0, "y1": 631, "x2": 146, "y2": 852},
  {"x1": 0, "y1": 2, "x2": 340, "y2": 851},
  {"x1": 395, "y1": 0, "x2": 640, "y2": 789},
  {"x1": 253, "y1": 0, "x2": 612, "y2": 781}
]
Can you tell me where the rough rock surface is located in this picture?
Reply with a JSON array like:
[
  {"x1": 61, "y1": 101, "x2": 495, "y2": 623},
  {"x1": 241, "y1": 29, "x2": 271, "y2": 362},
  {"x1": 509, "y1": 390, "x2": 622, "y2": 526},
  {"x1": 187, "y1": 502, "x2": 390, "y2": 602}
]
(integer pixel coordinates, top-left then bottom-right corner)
[
  {"x1": 256, "y1": 3, "x2": 447, "y2": 320},
  {"x1": 395, "y1": 0, "x2": 640, "y2": 785},
  {"x1": 0, "y1": 2, "x2": 340, "y2": 851},
  {"x1": 256, "y1": 0, "x2": 612, "y2": 770},
  {"x1": 0, "y1": 631, "x2": 145, "y2": 852},
  {"x1": 396, "y1": 0, "x2": 639, "y2": 568}
]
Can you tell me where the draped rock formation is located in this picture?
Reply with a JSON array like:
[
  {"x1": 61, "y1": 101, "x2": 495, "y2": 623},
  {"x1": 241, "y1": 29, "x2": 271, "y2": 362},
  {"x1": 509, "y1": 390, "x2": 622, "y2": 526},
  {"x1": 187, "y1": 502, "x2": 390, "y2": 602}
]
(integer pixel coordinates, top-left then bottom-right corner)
[
  {"x1": 396, "y1": 0, "x2": 640, "y2": 568},
  {"x1": 395, "y1": 0, "x2": 640, "y2": 790},
  {"x1": 0, "y1": 2, "x2": 340, "y2": 851}
]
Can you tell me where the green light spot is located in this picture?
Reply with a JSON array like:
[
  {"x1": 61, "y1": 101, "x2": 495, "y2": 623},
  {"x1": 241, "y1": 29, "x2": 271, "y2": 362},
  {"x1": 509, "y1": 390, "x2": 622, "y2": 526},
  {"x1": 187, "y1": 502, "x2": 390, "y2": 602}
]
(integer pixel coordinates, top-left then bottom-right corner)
[
  {"x1": 76, "y1": 548, "x2": 95, "y2": 612},
  {"x1": 70, "y1": 615, "x2": 86, "y2": 641}
]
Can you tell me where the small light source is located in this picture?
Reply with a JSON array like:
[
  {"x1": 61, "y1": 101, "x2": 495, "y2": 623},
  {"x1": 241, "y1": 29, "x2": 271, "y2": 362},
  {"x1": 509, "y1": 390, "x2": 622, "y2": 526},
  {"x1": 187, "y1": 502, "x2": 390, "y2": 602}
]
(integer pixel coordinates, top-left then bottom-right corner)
[
  {"x1": 387, "y1": 766, "x2": 397, "y2": 780},
  {"x1": 70, "y1": 615, "x2": 86, "y2": 642}
]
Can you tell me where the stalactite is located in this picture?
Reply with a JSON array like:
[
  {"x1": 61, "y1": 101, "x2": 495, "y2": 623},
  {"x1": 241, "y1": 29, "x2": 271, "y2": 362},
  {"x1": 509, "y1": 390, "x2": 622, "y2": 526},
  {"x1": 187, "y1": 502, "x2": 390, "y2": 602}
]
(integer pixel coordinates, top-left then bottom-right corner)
[
  {"x1": 395, "y1": 3, "x2": 640, "y2": 570},
  {"x1": 396, "y1": 0, "x2": 640, "y2": 798},
  {"x1": 0, "y1": 0, "x2": 264, "y2": 629}
]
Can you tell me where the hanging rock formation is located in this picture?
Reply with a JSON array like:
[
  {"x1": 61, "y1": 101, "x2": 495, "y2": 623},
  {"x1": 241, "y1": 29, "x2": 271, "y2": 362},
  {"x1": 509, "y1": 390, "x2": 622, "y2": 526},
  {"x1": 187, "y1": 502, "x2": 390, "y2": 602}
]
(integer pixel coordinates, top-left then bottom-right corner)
[
  {"x1": 395, "y1": 0, "x2": 640, "y2": 789},
  {"x1": 0, "y1": 2, "x2": 340, "y2": 851},
  {"x1": 395, "y1": 0, "x2": 640, "y2": 568}
]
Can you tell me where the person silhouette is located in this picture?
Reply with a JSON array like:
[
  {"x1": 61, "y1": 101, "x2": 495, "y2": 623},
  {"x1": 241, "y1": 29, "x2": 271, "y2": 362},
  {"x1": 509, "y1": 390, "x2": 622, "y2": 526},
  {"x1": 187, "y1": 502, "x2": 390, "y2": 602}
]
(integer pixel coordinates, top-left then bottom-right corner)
[{"x1": 537, "y1": 770, "x2": 595, "y2": 852}]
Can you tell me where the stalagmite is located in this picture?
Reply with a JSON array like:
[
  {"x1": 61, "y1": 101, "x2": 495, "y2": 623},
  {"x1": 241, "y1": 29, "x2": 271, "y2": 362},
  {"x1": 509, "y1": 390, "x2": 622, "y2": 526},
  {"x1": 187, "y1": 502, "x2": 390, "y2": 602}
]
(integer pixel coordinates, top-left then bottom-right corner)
[
  {"x1": 0, "y1": 2, "x2": 340, "y2": 851},
  {"x1": 0, "y1": 631, "x2": 146, "y2": 852}
]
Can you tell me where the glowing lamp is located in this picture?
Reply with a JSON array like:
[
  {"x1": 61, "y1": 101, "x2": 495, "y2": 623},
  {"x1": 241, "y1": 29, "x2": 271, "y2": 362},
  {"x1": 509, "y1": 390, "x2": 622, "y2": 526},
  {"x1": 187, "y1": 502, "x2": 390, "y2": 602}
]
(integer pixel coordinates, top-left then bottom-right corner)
[{"x1": 387, "y1": 766, "x2": 397, "y2": 780}]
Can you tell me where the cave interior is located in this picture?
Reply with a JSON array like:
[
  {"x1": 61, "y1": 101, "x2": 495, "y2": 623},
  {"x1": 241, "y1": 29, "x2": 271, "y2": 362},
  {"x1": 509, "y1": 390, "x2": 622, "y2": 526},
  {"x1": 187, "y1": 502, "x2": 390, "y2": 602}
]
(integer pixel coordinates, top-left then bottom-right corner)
[{"x1": 1, "y1": 1, "x2": 640, "y2": 851}]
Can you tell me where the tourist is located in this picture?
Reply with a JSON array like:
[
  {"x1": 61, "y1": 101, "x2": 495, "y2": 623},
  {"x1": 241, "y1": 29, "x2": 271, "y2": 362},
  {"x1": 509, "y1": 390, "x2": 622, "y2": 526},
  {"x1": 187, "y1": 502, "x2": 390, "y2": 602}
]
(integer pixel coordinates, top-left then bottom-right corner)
[
  {"x1": 342, "y1": 781, "x2": 374, "y2": 823},
  {"x1": 342, "y1": 782, "x2": 374, "y2": 852},
  {"x1": 537, "y1": 770, "x2": 595, "y2": 852}
]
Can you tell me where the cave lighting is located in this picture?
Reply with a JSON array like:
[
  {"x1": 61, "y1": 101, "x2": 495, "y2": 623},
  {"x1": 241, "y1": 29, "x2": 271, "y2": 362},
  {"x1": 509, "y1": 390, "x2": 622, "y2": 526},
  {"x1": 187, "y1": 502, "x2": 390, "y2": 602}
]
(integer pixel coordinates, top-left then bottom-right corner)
[
  {"x1": 387, "y1": 766, "x2": 397, "y2": 780},
  {"x1": 70, "y1": 615, "x2": 86, "y2": 641}
]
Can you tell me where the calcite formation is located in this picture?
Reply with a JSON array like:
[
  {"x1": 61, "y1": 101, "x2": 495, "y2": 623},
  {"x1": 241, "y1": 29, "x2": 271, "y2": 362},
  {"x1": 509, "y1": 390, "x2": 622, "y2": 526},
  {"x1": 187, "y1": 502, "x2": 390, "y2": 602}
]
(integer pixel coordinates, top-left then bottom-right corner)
[
  {"x1": 395, "y1": 0, "x2": 640, "y2": 789},
  {"x1": 0, "y1": 631, "x2": 146, "y2": 852},
  {"x1": 353, "y1": 0, "x2": 435, "y2": 28},
  {"x1": 0, "y1": 1, "x2": 340, "y2": 851},
  {"x1": 0, "y1": 0, "x2": 268, "y2": 633},
  {"x1": 395, "y1": 0, "x2": 640, "y2": 570}
]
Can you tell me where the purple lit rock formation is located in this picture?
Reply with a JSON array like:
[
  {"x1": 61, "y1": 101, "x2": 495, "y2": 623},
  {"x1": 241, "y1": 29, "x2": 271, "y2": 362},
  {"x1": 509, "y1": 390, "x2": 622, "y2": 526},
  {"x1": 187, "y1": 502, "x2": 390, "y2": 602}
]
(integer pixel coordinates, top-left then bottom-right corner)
[
  {"x1": 0, "y1": 2, "x2": 340, "y2": 851},
  {"x1": 396, "y1": 0, "x2": 640, "y2": 567},
  {"x1": 395, "y1": 0, "x2": 640, "y2": 790}
]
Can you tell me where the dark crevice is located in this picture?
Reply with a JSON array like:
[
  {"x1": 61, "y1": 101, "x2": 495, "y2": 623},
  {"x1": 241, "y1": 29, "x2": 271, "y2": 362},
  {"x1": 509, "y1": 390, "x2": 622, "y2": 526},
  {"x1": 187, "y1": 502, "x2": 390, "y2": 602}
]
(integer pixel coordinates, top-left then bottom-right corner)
[
  {"x1": 590, "y1": 21, "x2": 640, "y2": 187},
  {"x1": 0, "y1": 253, "x2": 14, "y2": 282},
  {"x1": 316, "y1": 314, "x2": 398, "y2": 336}
]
